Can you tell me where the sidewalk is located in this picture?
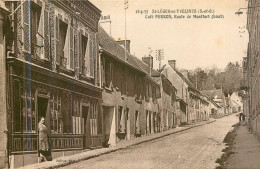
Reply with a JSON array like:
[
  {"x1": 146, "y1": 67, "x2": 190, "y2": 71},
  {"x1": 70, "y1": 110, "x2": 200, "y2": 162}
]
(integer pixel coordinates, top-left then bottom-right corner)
[
  {"x1": 226, "y1": 124, "x2": 260, "y2": 169},
  {"x1": 22, "y1": 119, "x2": 216, "y2": 169}
]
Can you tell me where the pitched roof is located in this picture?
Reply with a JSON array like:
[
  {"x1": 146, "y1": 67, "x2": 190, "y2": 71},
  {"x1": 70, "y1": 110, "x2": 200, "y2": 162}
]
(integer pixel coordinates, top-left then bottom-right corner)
[
  {"x1": 209, "y1": 99, "x2": 221, "y2": 108},
  {"x1": 174, "y1": 69, "x2": 197, "y2": 91},
  {"x1": 98, "y1": 26, "x2": 145, "y2": 74},
  {"x1": 133, "y1": 57, "x2": 160, "y2": 76},
  {"x1": 201, "y1": 89, "x2": 224, "y2": 99}
]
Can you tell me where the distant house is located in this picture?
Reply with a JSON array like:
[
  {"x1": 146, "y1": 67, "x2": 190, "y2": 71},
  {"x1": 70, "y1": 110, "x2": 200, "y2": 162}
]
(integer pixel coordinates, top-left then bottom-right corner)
[
  {"x1": 161, "y1": 60, "x2": 210, "y2": 124},
  {"x1": 208, "y1": 98, "x2": 222, "y2": 118},
  {"x1": 201, "y1": 89, "x2": 226, "y2": 116},
  {"x1": 230, "y1": 92, "x2": 243, "y2": 113}
]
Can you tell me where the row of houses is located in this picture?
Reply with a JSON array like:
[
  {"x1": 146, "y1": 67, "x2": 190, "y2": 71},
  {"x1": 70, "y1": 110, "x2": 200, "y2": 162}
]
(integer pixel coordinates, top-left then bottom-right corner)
[
  {"x1": 241, "y1": 0, "x2": 260, "y2": 141},
  {"x1": 0, "y1": 1, "x2": 229, "y2": 168}
]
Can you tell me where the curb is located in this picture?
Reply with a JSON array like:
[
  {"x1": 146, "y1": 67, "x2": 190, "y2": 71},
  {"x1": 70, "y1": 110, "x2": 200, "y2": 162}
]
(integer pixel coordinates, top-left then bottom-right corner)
[{"x1": 25, "y1": 120, "x2": 216, "y2": 169}]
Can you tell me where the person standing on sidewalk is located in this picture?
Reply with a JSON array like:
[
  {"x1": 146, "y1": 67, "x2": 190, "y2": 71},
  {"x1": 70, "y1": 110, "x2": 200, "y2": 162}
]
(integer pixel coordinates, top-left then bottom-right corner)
[
  {"x1": 248, "y1": 114, "x2": 252, "y2": 133},
  {"x1": 38, "y1": 117, "x2": 51, "y2": 162}
]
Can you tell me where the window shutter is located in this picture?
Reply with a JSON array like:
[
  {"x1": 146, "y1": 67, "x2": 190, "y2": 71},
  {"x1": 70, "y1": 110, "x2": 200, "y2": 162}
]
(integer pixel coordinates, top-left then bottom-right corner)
[
  {"x1": 55, "y1": 16, "x2": 60, "y2": 65},
  {"x1": 37, "y1": 6, "x2": 44, "y2": 59},
  {"x1": 70, "y1": 26, "x2": 74, "y2": 69},
  {"x1": 74, "y1": 28, "x2": 78, "y2": 69},
  {"x1": 44, "y1": 9, "x2": 50, "y2": 60},
  {"x1": 23, "y1": 1, "x2": 31, "y2": 54},
  {"x1": 63, "y1": 22, "x2": 70, "y2": 68},
  {"x1": 79, "y1": 30, "x2": 83, "y2": 73},
  {"x1": 89, "y1": 39, "x2": 94, "y2": 77}
]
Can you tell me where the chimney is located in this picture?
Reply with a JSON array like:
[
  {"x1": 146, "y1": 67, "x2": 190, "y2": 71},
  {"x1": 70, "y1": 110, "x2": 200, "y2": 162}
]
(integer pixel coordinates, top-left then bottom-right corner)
[
  {"x1": 117, "y1": 39, "x2": 131, "y2": 53},
  {"x1": 168, "y1": 60, "x2": 176, "y2": 70},
  {"x1": 180, "y1": 70, "x2": 189, "y2": 79},
  {"x1": 142, "y1": 56, "x2": 153, "y2": 68}
]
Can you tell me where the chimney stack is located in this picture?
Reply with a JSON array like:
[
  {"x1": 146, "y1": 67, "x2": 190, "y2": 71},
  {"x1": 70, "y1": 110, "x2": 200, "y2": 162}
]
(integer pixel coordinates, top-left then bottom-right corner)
[
  {"x1": 117, "y1": 39, "x2": 131, "y2": 53},
  {"x1": 142, "y1": 56, "x2": 153, "y2": 68},
  {"x1": 180, "y1": 70, "x2": 189, "y2": 79},
  {"x1": 168, "y1": 60, "x2": 176, "y2": 70}
]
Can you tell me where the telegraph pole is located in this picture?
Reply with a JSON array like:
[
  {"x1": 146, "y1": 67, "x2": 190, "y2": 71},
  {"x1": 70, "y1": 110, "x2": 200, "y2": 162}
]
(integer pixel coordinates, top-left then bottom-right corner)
[{"x1": 156, "y1": 49, "x2": 164, "y2": 69}]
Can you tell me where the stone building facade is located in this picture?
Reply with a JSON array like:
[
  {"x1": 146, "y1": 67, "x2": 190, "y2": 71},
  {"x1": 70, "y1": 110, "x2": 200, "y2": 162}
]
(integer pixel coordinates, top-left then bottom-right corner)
[
  {"x1": 242, "y1": 0, "x2": 260, "y2": 140},
  {"x1": 3, "y1": 0, "x2": 102, "y2": 167}
]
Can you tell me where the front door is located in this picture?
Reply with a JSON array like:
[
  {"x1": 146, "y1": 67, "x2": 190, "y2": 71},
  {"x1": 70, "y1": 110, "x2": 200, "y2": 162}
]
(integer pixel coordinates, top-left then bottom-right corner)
[
  {"x1": 37, "y1": 96, "x2": 50, "y2": 135},
  {"x1": 82, "y1": 105, "x2": 90, "y2": 148}
]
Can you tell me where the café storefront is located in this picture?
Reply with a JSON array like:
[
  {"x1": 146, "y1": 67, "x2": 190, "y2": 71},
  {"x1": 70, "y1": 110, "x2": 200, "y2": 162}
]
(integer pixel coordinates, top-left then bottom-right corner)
[{"x1": 7, "y1": 57, "x2": 102, "y2": 167}]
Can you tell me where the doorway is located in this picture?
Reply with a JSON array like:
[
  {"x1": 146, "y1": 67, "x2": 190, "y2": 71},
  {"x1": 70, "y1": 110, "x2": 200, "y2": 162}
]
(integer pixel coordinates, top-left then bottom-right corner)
[
  {"x1": 103, "y1": 106, "x2": 116, "y2": 147},
  {"x1": 37, "y1": 96, "x2": 50, "y2": 134},
  {"x1": 82, "y1": 105, "x2": 90, "y2": 149}
]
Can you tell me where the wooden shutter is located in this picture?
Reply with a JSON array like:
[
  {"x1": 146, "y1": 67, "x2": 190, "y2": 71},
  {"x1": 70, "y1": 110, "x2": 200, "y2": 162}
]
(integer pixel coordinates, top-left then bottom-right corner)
[
  {"x1": 55, "y1": 16, "x2": 60, "y2": 65},
  {"x1": 79, "y1": 30, "x2": 83, "y2": 73},
  {"x1": 74, "y1": 28, "x2": 78, "y2": 69},
  {"x1": 23, "y1": 1, "x2": 31, "y2": 54},
  {"x1": 37, "y1": 5, "x2": 44, "y2": 58},
  {"x1": 89, "y1": 38, "x2": 94, "y2": 77},
  {"x1": 70, "y1": 26, "x2": 74, "y2": 69},
  {"x1": 44, "y1": 8, "x2": 50, "y2": 60}
]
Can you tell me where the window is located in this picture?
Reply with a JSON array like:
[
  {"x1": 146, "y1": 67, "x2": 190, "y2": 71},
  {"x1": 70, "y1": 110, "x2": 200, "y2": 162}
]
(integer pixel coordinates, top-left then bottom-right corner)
[
  {"x1": 90, "y1": 101, "x2": 98, "y2": 135},
  {"x1": 21, "y1": 1, "x2": 49, "y2": 59},
  {"x1": 118, "y1": 106, "x2": 125, "y2": 133},
  {"x1": 82, "y1": 34, "x2": 88, "y2": 74},
  {"x1": 51, "y1": 92, "x2": 62, "y2": 134},
  {"x1": 171, "y1": 90, "x2": 176, "y2": 105},
  {"x1": 31, "y1": 3, "x2": 42, "y2": 57},
  {"x1": 55, "y1": 15, "x2": 74, "y2": 70},
  {"x1": 59, "y1": 20, "x2": 68, "y2": 68},
  {"x1": 80, "y1": 32, "x2": 94, "y2": 77},
  {"x1": 13, "y1": 80, "x2": 36, "y2": 133},
  {"x1": 72, "y1": 97, "x2": 81, "y2": 134},
  {"x1": 104, "y1": 58, "x2": 113, "y2": 88},
  {"x1": 152, "y1": 85, "x2": 156, "y2": 99},
  {"x1": 22, "y1": 86, "x2": 36, "y2": 133},
  {"x1": 135, "y1": 111, "x2": 140, "y2": 134},
  {"x1": 86, "y1": 100, "x2": 101, "y2": 135}
]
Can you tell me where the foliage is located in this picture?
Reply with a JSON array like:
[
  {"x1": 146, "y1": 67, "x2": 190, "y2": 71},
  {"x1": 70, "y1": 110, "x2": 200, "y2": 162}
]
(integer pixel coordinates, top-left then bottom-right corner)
[{"x1": 187, "y1": 62, "x2": 242, "y2": 96}]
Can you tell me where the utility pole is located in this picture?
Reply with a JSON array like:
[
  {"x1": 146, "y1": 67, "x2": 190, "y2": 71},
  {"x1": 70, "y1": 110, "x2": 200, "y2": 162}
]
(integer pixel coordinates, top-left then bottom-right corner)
[{"x1": 156, "y1": 49, "x2": 164, "y2": 69}]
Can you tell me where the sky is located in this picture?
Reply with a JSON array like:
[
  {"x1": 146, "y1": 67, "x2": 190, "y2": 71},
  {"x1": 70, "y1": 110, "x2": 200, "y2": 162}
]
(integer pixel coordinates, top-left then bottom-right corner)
[{"x1": 91, "y1": 0, "x2": 249, "y2": 71}]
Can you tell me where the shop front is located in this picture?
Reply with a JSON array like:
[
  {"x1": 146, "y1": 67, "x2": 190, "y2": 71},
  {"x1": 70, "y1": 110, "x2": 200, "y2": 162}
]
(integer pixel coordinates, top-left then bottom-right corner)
[{"x1": 7, "y1": 58, "x2": 102, "y2": 167}]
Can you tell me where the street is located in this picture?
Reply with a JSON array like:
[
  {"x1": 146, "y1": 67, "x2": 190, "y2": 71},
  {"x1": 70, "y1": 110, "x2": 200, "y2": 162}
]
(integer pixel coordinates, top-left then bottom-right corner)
[{"x1": 62, "y1": 114, "x2": 238, "y2": 169}]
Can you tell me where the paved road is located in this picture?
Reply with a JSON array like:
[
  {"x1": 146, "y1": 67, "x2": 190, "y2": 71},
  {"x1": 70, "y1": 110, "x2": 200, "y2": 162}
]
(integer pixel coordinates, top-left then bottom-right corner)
[{"x1": 62, "y1": 114, "x2": 238, "y2": 169}]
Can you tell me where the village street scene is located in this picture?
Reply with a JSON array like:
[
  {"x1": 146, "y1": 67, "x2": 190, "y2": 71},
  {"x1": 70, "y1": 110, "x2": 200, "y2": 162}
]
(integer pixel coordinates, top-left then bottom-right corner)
[{"x1": 0, "y1": 0, "x2": 259, "y2": 169}]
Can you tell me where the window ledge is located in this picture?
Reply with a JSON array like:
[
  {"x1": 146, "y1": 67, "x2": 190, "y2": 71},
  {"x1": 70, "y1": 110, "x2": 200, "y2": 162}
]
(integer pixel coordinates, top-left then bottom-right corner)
[
  {"x1": 57, "y1": 66, "x2": 75, "y2": 76},
  {"x1": 79, "y1": 74, "x2": 93, "y2": 81}
]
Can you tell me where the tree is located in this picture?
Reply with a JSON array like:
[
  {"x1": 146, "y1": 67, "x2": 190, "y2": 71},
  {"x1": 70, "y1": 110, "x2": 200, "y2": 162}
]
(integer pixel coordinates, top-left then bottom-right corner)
[{"x1": 187, "y1": 61, "x2": 242, "y2": 95}]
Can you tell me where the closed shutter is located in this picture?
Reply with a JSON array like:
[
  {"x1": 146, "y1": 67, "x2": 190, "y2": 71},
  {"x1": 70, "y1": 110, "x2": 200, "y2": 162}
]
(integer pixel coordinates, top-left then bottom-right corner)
[
  {"x1": 74, "y1": 28, "x2": 78, "y2": 69},
  {"x1": 23, "y1": 1, "x2": 31, "y2": 54},
  {"x1": 89, "y1": 38, "x2": 94, "y2": 77},
  {"x1": 79, "y1": 30, "x2": 83, "y2": 73},
  {"x1": 55, "y1": 16, "x2": 60, "y2": 65},
  {"x1": 70, "y1": 26, "x2": 74, "y2": 69},
  {"x1": 44, "y1": 9, "x2": 50, "y2": 60}
]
